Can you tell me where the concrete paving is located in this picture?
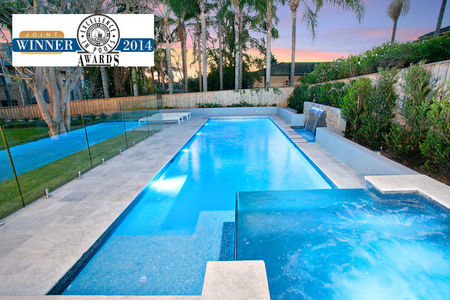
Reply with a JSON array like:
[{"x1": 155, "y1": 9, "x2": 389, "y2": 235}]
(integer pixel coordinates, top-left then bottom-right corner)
[
  {"x1": 365, "y1": 174, "x2": 450, "y2": 209},
  {"x1": 202, "y1": 261, "x2": 270, "y2": 300}
]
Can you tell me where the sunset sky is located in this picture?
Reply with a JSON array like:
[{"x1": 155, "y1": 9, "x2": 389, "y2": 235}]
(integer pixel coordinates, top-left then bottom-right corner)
[
  {"x1": 171, "y1": 0, "x2": 449, "y2": 77},
  {"x1": 271, "y1": 0, "x2": 449, "y2": 62},
  {"x1": 2, "y1": 0, "x2": 448, "y2": 77}
]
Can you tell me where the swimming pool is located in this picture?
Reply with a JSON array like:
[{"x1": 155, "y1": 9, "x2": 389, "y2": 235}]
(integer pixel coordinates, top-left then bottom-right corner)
[
  {"x1": 293, "y1": 128, "x2": 316, "y2": 142},
  {"x1": 62, "y1": 117, "x2": 332, "y2": 295},
  {"x1": 237, "y1": 189, "x2": 450, "y2": 300},
  {"x1": 0, "y1": 122, "x2": 143, "y2": 182}
]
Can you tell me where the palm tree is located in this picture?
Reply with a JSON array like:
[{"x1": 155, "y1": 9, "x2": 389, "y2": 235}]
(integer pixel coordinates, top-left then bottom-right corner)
[
  {"x1": 239, "y1": 8, "x2": 244, "y2": 89},
  {"x1": 387, "y1": 0, "x2": 410, "y2": 44},
  {"x1": 163, "y1": 6, "x2": 174, "y2": 94},
  {"x1": 435, "y1": 0, "x2": 447, "y2": 37},
  {"x1": 289, "y1": 0, "x2": 300, "y2": 87},
  {"x1": 100, "y1": 67, "x2": 110, "y2": 98},
  {"x1": 131, "y1": 67, "x2": 139, "y2": 96},
  {"x1": 263, "y1": 0, "x2": 277, "y2": 88},
  {"x1": 288, "y1": 0, "x2": 364, "y2": 87},
  {"x1": 217, "y1": 0, "x2": 224, "y2": 90},
  {"x1": 192, "y1": 17, "x2": 203, "y2": 91},
  {"x1": 232, "y1": 0, "x2": 240, "y2": 89},
  {"x1": 200, "y1": 0, "x2": 208, "y2": 92},
  {"x1": 169, "y1": 0, "x2": 199, "y2": 92}
]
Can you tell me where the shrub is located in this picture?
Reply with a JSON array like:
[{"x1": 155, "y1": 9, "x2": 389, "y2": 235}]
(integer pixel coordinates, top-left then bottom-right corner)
[
  {"x1": 227, "y1": 101, "x2": 254, "y2": 107},
  {"x1": 357, "y1": 68, "x2": 398, "y2": 148},
  {"x1": 384, "y1": 62, "x2": 434, "y2": 161},
  {"x1": 317, "y1": 83, "x2": 333, "y2": 106},
  {"x1": 330, "y1": 82, "x2": 347, "y2": 107},
  {"x1": 287, "y1": 82, "x2": 347, "y2": 113},
  {"x1": 340, "y1": 78, "x2": 373, "y2": 140},
  {"x1": 419, "y1": 87, "x2": 450, "y2": 170},
  {"x1": 197, "y1": 103, "x2": 223, "y2": 108},
  {"x1": 302, "y1": 35, "x2": 450, "y2": 84},
  {"x1": 287, "y1": 84, "x2": 309, "y2": 113}
]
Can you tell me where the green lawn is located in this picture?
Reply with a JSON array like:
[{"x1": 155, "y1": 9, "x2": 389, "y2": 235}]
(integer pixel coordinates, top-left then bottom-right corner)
[
  {"x1": 0, "y1": 126, "x2": 156, "y2": 219},
  {"x1": 1, "y1": 127, "x2": 49, "y2": 150}
]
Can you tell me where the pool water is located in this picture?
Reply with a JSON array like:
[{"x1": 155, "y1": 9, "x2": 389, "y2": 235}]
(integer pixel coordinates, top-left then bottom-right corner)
[
  {"x1": 237, "y1": 189, "x2": 450, "y2": 300},
  {"x1": 63, "y1": 118, "x2": 332, "y2": 295},
  {"x1": 293, "y1": 128, "x2": 315, "y2": 142},
  {"x1": 0, "y1": 122, "x2": 143, "y2": 182}
]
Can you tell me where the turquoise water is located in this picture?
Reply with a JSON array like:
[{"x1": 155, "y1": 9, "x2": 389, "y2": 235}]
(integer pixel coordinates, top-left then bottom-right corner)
[
  {"x1": 237, "y1": 189, "x2": 450, "y2": 300},
  {"x1": 63, "y1": 118, "x2": 332, "y2": 295},
  {"x1": 0, "y1": 122, "x2": 143, "y2": 182},
  {"x1": 293, "y1": 128, "x2": 316, "y2": 142}
]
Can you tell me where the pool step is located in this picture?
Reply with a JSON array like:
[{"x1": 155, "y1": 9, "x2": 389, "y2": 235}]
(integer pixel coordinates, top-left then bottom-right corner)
[{"x1": 218, "y1": 222, "x2": 235, "y2": 261}]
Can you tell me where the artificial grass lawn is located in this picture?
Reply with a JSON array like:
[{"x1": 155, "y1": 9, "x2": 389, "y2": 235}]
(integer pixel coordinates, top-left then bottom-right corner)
[
  {"x1": 0, "y1": 127, "x2": 50, "y2": 150},
  {"x1": 0, "y1": 127, "x2": 155, "y2": 219}
]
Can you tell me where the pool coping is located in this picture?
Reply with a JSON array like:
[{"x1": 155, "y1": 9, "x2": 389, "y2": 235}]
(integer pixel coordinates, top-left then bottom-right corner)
[{"x1": 365, "y1": 175, "x2": 450, "y2": 210}]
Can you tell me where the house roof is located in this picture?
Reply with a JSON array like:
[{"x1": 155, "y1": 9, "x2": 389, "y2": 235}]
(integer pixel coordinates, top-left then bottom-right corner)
[
  {"x1": 418, "y1": 26, "x2": 450, "y2": 40},
  {"x1": 256, "y1": 62, "x2": 319, "y2": 76}
]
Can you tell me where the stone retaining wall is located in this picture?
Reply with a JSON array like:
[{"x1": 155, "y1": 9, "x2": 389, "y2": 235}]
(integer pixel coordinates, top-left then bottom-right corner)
[{"x1": 304, "y1": 102, "x2": 346, "y2": 134}]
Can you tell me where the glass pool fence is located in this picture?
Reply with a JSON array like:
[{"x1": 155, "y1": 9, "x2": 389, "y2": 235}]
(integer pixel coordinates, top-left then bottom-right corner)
[{"x1": 0, "y1": 97, "x2": 162, "y2": 220}]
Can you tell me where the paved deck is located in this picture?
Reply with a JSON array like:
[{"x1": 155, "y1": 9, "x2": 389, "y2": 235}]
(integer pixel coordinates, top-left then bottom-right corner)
[{"x1": 366, "y1": 174, "x2": 450, "y2": 209}]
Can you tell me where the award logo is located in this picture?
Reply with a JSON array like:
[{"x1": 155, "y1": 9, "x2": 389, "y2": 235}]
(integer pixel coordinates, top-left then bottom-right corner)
[{"x1": 77, "y1": 14, "x2": 120, "y2": 66}]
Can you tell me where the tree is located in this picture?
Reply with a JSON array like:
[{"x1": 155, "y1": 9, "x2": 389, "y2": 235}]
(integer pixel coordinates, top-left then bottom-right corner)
[
  {"x1": 0, "y1": 65, "x2": 12, "y2": 106},
  {"x1": 164, "y1": 5, "x2": 174, "y2": 93},
  {"x1": 149, "y1": 1, "x2": 175, "y2": 94},
  {"x1": 289, "y1": 0, "x2": 300, "y2": 87},
  {"x1": 200, "y1": 0, "x2": 208, "y2": 92},
  {"x1": 191, "y1": 18, "x2": 203, "y2": 91},
  {"x1": 0, "y1": 0, "x2": 82, "y2": 136},
  {"x1": 289, "y1": 0, "x2": 364, "y2": 86},
  {"x1": 232, "y1": 0, "x2": 240, "y2": 89},
  {"x1": 131, "y1": 67, "x2": 139, "y2": 96},
  {"x1": 263, "y1": 0, "x2": 277, "y2": 88},
  {"x1": 217, "y1": 0, "x2": 224, "y2": 89},
  {"x1": 100, "y1": 67, "x2": 110, "y2": 98},
  {"x1": 387, "y1": 0, "x2": 410, "y2": 44},
  {"x1": 435, "y1": 0, "x2": 447, "y2": 37},
  {"x1": 169, "y1": 0, "x2": 200, "y2": 92}
]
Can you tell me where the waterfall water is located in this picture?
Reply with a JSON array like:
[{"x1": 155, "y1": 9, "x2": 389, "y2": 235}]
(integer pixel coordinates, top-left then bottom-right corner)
[{"x1": 304, "y1": 107, "x2": 326, "y2": 135}]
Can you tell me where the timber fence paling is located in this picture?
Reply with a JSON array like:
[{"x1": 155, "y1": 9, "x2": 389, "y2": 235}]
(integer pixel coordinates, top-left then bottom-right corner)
[{"x1": 1, "y1": 86, "x2": 294, "y2": 119}]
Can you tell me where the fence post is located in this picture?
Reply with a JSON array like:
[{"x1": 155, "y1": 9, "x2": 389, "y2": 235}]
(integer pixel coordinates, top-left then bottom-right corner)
[
  {"x1": 146, "y1": 100, "x2": 151, "y2": 137},
  {"x1": 157, "y1": 93, "x2": 163, "y2": 110},
  {"x1": 0, "y1": 126, "x2": 25, "y2": 207},
  {"x1": 81, "y1": 114, "x2": 94, "y2": 169},
  {"x1": 119, "y1": 100, "x2": 129, "y2": 149}
]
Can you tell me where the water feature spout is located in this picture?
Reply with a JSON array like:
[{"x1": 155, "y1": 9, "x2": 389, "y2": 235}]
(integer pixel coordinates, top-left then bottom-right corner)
[{"x1": 304, "y1": 107, "x2": 326, "y2": 135}]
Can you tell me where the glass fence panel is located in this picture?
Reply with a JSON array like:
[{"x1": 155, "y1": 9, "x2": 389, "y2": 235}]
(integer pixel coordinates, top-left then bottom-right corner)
[
  {"x1": 0, "y1": 117, "x2": 93, "y2": 218},
  {"x1": 0, "y1": 97, "x2": 163, "y2": 220},
  {"x1": 83, "y1": 109, "x2": 128, "y2": 167},
  {"x1": 17, "y1": 117, "x2": 92, "y2": 207},
  {"x1": 0, "y1": 125, "x2": 25, "y2": 218}
]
